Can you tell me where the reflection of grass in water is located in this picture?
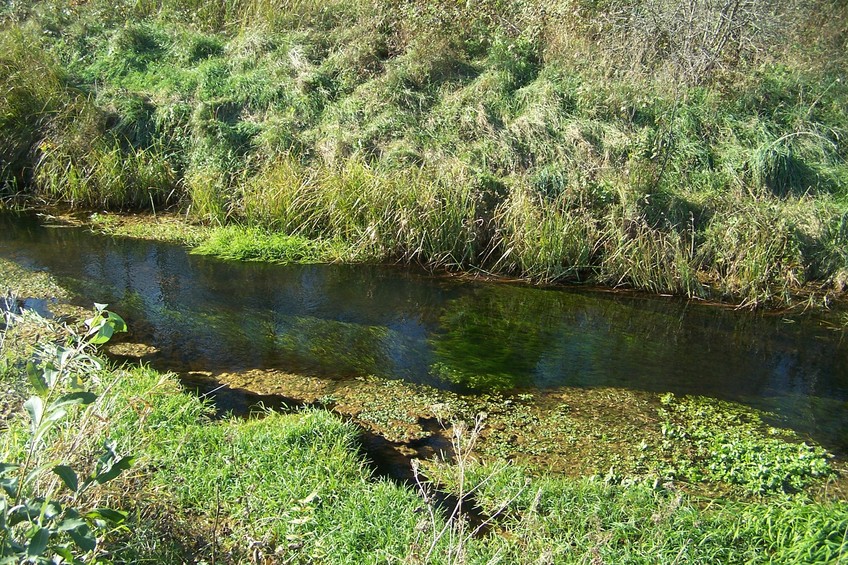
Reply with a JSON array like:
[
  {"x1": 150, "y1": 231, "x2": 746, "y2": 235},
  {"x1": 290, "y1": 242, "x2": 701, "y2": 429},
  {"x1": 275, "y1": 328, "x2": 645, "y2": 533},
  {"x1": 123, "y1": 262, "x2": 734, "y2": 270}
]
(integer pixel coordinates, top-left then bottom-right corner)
[{"x1": 429, "y1": 286, "x2": 570, "y2": 389}]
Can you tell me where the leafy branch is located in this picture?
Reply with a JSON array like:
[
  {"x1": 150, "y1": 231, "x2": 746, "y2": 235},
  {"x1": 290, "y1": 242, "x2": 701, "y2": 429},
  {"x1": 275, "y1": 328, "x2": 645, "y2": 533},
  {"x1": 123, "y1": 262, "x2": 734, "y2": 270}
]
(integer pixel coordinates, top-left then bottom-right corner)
[{"x1": 1, "y1": 304, "x2": 133, "y2": 564}]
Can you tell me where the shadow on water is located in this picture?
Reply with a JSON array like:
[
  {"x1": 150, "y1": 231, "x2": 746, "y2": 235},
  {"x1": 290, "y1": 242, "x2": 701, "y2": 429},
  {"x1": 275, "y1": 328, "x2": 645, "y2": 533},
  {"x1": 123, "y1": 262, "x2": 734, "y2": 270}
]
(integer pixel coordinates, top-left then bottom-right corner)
[{"x1": 1, "y1": 211, "x2": 847, "y2": 456}]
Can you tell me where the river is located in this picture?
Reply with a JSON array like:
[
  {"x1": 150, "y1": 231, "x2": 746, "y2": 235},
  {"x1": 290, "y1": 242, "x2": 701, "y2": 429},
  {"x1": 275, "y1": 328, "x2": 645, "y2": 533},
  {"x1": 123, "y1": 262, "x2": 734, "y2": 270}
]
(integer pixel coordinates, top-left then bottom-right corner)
[{"x1": 1, "y1": 211, "x2": 846, "y2": 455}]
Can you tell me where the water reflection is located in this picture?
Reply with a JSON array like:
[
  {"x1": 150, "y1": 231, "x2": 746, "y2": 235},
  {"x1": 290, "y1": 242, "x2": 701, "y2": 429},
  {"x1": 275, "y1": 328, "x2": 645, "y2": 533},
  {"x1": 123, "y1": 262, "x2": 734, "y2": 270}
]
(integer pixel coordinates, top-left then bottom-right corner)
[{"x1": 1, "y1": 212, "x2": 846, "y2": 451}]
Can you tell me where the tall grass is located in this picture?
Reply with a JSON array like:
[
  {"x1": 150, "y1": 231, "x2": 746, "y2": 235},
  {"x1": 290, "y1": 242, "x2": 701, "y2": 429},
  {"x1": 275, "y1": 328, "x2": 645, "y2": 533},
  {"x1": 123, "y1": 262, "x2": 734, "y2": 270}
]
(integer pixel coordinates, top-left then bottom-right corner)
[
  {"x1": 1, "y1": 0, "x2": 846, "y2": 304},
  {"x1": 241, "y1": 157, "x2": 483, "y2": 267},
  {"x1": 492, "y1": 186, "x2": 597, "y2": 282},
  {"x1": 0, "y1": 28, "x2": 70, "y2": 191},
  {"x1": 701, "y1": 197, "x2": 821, "y2": 305},
  {"x1": 36, "y1": 138, "x2": 176, "y2": 209}
]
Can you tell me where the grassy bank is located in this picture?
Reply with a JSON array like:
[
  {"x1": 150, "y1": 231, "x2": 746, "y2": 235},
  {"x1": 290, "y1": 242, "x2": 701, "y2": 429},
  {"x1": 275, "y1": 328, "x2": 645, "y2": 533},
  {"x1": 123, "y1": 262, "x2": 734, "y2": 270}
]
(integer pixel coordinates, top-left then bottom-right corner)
[
  {"x1": 1, "y1": 0, "x2": 846, "y2": 305},
  {"x1": 1, "y1": 288, "x2": 847, "y2": 561}
]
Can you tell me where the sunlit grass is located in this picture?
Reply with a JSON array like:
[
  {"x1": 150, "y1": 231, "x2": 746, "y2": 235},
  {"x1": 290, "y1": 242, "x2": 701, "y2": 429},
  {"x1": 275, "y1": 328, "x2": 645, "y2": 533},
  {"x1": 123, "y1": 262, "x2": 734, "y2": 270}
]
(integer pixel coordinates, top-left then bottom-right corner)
[{"x1": 0, "y1": 0, "x2": 846, "y2": 305}]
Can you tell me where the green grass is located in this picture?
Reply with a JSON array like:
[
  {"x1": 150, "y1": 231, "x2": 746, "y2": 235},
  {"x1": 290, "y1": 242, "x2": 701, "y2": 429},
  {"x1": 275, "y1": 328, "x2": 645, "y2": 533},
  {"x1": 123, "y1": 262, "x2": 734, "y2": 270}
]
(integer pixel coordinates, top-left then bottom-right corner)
[
  {"x1": 191, "y1": 224, "x2": 333, "y2": 263},
  {"x1": 156, "y1": 410, "x2": 429, "y2": 563},
  {"x1": 1, "y1": 0, "x2": 847, "y2": 305},
  {"x1": 429, "y1": 460, "x2": 848, "y2": 564},
  {"x1": 2, "y1": 304, "x2": 847, "y2": 562}
]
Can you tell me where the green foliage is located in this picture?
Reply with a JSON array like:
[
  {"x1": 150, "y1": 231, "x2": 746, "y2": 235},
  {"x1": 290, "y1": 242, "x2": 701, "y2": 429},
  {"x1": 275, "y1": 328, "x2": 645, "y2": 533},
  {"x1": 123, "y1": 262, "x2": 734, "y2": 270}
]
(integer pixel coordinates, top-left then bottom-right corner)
[
  {"x1": 161, "y1": 409, "x2": 431, "y2": 562},
  {"x1": 656, "y1": 394, "x2": 833, "y2": 495},
  {"x1": 0, "y1": 28, "x2": 70, "y2": 191},
  {"x1": 0, "y1": 304, "x2": 131, "y2": 563},
  {"x1": 430, "y1": 460, "x2": 848, "y2": 563},
  {"x1": 191, "y1": 224, "x2": 330, "y2": 263},
  {"x1": 2, "y1": 295, "x2": 846, "y2": 562},
  {"x1": 0, "y1": 0, "x2": 846, "y2": 305}
]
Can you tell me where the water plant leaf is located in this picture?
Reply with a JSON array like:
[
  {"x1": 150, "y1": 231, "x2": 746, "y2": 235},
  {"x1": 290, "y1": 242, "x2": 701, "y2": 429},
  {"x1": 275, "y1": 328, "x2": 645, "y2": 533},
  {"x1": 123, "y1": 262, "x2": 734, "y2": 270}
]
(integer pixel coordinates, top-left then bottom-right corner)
[
  {"x1": 27, "y1": 527, "x2": 50, "y2": 558},
  {"x1": 42, "y1": 364, "x2": 60, "y2": 388},
  {"x1": 52, "y1": 465, "x2": 79, "y2": 493},
  {"x1": 56, "y1": 345, "x2": 73, "y2": 369}
]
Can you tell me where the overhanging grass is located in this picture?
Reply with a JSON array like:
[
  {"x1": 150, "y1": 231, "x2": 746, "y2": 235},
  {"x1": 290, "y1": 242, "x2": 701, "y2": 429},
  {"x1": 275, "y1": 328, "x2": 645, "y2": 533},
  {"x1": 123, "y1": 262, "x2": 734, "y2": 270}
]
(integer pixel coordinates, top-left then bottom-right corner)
[{"x1": 1, "y1": 0, "x2": 847, "y2": 306}]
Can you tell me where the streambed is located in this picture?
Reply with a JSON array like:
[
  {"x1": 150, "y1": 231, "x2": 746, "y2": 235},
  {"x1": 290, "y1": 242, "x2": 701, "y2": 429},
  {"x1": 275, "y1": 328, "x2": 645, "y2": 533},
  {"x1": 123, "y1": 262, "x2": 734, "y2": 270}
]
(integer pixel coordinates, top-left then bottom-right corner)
[{"x1": 1, "y1": 211, "x2": 847, "y2": 485}]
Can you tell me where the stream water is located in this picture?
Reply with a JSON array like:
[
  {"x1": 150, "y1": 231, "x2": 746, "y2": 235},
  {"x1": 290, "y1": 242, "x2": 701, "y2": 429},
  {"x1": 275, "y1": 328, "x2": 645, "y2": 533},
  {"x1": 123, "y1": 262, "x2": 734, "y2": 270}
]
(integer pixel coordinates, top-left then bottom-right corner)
[{"x1": 2, "y1": 212, "x2": 847, "y2": 455}]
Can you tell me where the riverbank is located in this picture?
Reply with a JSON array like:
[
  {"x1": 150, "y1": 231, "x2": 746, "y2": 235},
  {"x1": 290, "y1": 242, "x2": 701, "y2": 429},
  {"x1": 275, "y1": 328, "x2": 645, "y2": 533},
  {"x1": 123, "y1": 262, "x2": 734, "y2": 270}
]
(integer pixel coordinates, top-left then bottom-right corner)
[
  {"x1": 2, "y1": 246, "x2": 848, "y2": 562},
  {"x1": 31, "y1": 207, "x2": 848, "y2": 316},
  {"x1": 1, "y1": 0, "x2": 847, "y2": 307}
]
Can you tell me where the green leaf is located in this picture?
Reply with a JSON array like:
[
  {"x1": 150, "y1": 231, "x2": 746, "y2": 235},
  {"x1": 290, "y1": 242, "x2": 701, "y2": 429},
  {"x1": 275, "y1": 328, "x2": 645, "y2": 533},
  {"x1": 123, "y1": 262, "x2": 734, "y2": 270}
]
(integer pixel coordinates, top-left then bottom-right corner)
[
  {"x1": 0, "y1": 462, "x2": 19, "y2": 477},
  {"x1": 85, "y1": 307, "x2": 127, "y2": 344},
  {"x1": 87, "y1": 322, "x2": 114, "y2": 345},
  {"x1": 48, "y1": 392, "x2": 97, "y2": 412},
  {"x1": 53, "y1": 465, "x2": 79, "y2": 493},
  {"x1": 24, "y1": 396, "x2": 44, "y2": 432},
  {"x1": 57, "y1": 516, "x2": 87, "y2": 532},
  {"x1": 26, "y1": 361, "x2": 47, "y2": 395},
  {"x1": 40, "y1": 500, "x2": 63, "y2": 521},
  {"x1": 54, "y1": 547, "x2": 75, "y2": 561},
  {"x1": 68, "y1": 524, "x2": 96, "y2": 552},
  {"x1": 8, "y1": 502, "x2": 41, "y2": 526},
  {"x1": 86, "y1": 507, "x2": 127, "y2": 524},
  {"x1": 56, "y1": 346, "x2": 73, "y2": 369},
  {"x1": 95, "y1": 456, "x2": 135, "y2": 484},
  {"x1": 106, "y1": 311, "x2": 127, "y2": 333},
  {"x1": 42, "y1": 365, "x2": 60, "y2": 388},
  {"x1": 27, "y1": 527, "x2": 50, "y2": 558},
  {"x1": 33, "y1": 407, "x2": 67, "y2": 444},
  {"x1": 0, "y1": 476, "x2": 17, "y2": 498}
]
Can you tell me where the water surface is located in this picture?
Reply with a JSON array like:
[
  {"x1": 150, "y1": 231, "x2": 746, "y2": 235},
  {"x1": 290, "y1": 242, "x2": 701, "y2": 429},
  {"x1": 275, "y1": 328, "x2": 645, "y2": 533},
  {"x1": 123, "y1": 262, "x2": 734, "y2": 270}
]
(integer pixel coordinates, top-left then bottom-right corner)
[{"x1": 1, "y1": 212, "x2": 846, "y2": 452}]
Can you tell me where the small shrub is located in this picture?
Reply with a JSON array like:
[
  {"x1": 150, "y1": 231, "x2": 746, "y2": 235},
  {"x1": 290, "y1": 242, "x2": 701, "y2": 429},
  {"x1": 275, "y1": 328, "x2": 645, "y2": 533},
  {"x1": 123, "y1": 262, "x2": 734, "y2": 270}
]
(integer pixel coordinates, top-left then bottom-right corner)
[{"x1": 1, "y1": 305, "x2": 132, "y2": 562}]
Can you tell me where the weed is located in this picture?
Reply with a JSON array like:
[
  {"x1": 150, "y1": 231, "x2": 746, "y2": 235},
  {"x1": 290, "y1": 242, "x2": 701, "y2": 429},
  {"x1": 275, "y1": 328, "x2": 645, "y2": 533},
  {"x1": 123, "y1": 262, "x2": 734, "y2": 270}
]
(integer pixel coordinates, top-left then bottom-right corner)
[
  {"x1": 656, "y1": 393, "x2": 833, "y2": 495},
  {"x1": 1, "y1": 304, "x2": 131, "y2": 562}
]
